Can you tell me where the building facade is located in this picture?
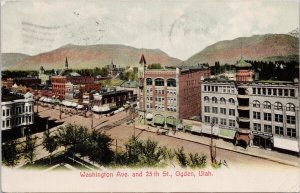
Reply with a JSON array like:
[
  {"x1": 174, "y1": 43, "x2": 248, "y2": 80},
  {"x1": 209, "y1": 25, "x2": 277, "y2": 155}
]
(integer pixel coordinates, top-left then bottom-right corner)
[
  {"x1": 1, "y1": 92, "x2": 34, "y2": 131},
  {"x1": 137, "y1": 54, "x2": 210, "y2": 129},
  {"x1": 201, "y1": 78, "x2": 300, "y2": 152}
]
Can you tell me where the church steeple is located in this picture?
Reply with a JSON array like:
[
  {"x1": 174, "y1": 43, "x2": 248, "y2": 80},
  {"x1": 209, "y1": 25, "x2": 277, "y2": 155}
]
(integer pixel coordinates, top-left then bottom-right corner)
[{"x1": 65, "y1": 57, "x2": 69, "y2": 69}]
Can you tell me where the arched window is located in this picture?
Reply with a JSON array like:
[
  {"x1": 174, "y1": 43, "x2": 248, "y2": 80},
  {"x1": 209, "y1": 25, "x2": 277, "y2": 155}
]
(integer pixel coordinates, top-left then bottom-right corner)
[
  {"x1": 229, "y1": 98, "x2": 235, "y2": 105},
  {"x1": 220, "y1": 97, "x2": 226, "y2": 104},
  {"x1": 286, "y1": 103, "x2": 295, "y2": 112},
  {"x1": 253, "y1": 100, "x2": 260, "y2": 108},
  {"x1": 204, "y1": 96, "x2": 209, "y2": 102},
  {"x1": 146, "y1": 78, "x2": 152, "y2": 86},
  {"x1": 212, "y1": 97, "x2": 218, "y2": 103},
  {"x1": 274, "y1": 102, "x2": 283, "y2": 110},
  {"x1": 263, "y1": 101, "x2": 271, "y2": 109},
  {"x1": 167, "y1": 79, "x2": 176, "y2": 87},
  {"x1": 155, "y1": 78, "x2": 164, "y2": 86}
]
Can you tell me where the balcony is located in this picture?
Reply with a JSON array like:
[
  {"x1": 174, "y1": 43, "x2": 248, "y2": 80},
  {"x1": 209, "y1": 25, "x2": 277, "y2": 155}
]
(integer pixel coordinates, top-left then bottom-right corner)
[
  {"x1": 239, "y1": 117, "x2": 250, "y2": 122},
  {"x1": 237, "y1": 106, "x2": 250, "y2": 110},
  {"x1": 238, "y1": 128, "x2": 251, "y2": 134},
  {"x1": 237, "y1": 94, "x2": 249, "y2": 99}
]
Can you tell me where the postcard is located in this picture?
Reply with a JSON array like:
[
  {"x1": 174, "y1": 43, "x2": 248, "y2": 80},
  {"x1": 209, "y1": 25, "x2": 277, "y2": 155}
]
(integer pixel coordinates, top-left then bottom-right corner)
[{"x1": 1, "y1": 0, "x2": 299, "y2": 192}]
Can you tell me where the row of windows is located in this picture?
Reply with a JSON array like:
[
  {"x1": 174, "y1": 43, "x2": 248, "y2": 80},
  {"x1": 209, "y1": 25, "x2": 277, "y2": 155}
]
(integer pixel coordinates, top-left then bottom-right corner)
[
  {"x1": 204, "y1": 116, "x2": 236, "y2": 127},
  {"x1": 204, "y1": 106, "x2": 235, "y2": 116},
  {"x1": 252, "y1": 101, "x2": 296, "y2": 111},
  {"x1": 204, "y1": 96, "x2": 235, "y2": 105},
  {"x1": 204, "y1": 85, "x2": 235, "y2": 94},
  {"x1": 252, "y1": 87, "x2": 295, "y2": 97},
  {"x1": 146, "y1": 88, "x2": 177, "y2": 95},
  {"x1": 2, "y1": 106, "x2": 32, "y2": 117},
  {"x1": 253, "y1": 112, "x2": 296, "y2": 124},
  {"x1": 253, "y1": 123, "x2": 296, "y2": 137},
  {"x1": 2, "y1": 116, "x2": 32, "y2": 128},
  {"x1": 146, "y1": 78, "x2": 176, "y2": 87}
]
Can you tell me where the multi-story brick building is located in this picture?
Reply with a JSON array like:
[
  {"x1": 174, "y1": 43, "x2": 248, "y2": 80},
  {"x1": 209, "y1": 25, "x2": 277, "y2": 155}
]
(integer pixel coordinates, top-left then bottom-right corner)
[
  {"x1": 51, "y1": 73, "x2": 95, "y2": 100},
  {"x1": 137, "y1": 54, "x2": 210, "y2": 129}
]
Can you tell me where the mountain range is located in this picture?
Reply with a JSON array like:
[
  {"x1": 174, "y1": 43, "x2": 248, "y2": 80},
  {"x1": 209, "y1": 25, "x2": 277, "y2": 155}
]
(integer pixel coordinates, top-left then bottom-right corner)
[{"x1": 2, "y1": 30, "x2": 299, "y2": 70}]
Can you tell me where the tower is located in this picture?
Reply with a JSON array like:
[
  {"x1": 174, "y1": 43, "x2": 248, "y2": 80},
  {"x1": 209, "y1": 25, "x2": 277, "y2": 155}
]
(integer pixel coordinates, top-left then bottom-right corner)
[
  {"x1": 65, "y1": 57, "x2": 69, "y2": 69},
  {"x1": 137, "y1": 54, "x2": 147, "y2": 123}
]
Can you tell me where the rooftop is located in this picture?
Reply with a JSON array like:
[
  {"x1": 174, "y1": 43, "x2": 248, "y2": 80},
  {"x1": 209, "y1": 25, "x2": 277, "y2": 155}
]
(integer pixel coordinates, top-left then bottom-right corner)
[{"x1": 235, "y1": 57, "x2": 252, "y2": 68}]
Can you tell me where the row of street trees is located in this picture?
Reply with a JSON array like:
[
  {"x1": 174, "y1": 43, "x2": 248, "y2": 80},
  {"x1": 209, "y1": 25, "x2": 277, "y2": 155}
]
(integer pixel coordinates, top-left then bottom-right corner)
[{"x1": 2, "y1": 124, "x2": 209, "y2": 169}]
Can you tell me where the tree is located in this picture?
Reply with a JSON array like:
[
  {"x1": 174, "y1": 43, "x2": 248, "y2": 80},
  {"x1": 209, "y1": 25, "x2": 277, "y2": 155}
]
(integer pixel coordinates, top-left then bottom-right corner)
[
  {"x1": 23, "y1": 135, "x2": 37, "y2": 164},
  {"x1": 188, "y1": 153, "x2": 207, "y2": 168},
  {"x1": 175, "y1": 146, "x2": 188, "y2": 168},
  {"x1": 2, "y1": 140, "x2": 22, "y2": 167},
  {"x1": 42, "y1": 130, "x2": 58, "y2": 164}
]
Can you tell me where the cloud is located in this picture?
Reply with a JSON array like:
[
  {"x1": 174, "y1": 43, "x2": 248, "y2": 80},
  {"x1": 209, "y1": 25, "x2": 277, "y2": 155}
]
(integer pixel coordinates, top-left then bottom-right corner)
[{"x1": 1, "y1": 0, "x2": 299, "y2": 60}]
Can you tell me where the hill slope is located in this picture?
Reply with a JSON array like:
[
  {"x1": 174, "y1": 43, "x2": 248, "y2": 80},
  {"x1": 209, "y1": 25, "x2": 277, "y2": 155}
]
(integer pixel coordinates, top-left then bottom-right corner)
[
  {"x1": 1, "y1": 53, "x2": 31, "y2": 70},
  {"x1": 186, "y1": 34, "x2": 299, "y2": 65},
  {"x1": 9, "y1": 44, "x2": 182, "y2": 70}
]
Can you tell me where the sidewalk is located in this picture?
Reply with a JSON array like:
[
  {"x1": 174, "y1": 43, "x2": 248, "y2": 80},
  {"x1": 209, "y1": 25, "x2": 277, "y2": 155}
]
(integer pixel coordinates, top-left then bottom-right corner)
[{"x1": 135, "y1": 124, "x2": 300, "y2": 168}]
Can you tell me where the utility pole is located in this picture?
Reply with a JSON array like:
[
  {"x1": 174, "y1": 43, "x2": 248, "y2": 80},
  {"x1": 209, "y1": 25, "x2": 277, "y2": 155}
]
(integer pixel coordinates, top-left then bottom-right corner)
[
  {"x1": 115, "y1": 139, "x2": 118, "y2": 153},
  {"x1": 210, "y1": 119, "x2": 216, "y2": 165},
  {"x1": 59, "y1": 104, "x2": 62, "y2": 120}
]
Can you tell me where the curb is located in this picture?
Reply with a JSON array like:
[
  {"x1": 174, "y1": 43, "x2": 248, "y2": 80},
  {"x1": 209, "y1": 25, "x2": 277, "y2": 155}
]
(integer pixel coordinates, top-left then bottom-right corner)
[{"x1": 135, "y1": 126, "x2": 300, "y2": 168}]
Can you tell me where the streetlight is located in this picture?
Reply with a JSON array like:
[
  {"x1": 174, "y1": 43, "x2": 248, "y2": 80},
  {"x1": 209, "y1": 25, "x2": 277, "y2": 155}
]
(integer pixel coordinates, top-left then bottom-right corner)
[{"x1": 210, "y1": 118, "x2": 216, "y2": 165}]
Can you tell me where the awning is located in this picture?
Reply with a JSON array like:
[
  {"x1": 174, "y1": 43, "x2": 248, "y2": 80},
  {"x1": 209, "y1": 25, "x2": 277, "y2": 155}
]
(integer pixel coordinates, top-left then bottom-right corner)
[
  {"x1": 201, "y1": 125, "x2": 219, "y2": 135},
  {"x1": 123, "y1": 104, "x2": 130, "y2": 109},
  {"x1": 219, "y1": 128, "x2": 236, "y2": 139},
  {"x1": 77, "y1": 105, "x2": 84, "y2": 109},
  {"x1": 71, "y1": 102, "x2": 78, "y2": 108},
  {"x1": 166, "y1": 116, "x2": 177, "y2": 126},
  {"x1": 184, "y1": 125, "x2": 192, "y2": 131},
  {"x1": 237, "y1": 134, "x2": 250, "y2": 144},
  {"x1": 39, "y1": 97, "x2": 45, "y2": 101},
  {"x1": 273, "y1": 136, "x2": 299, "y2": 152},
  {"x1": 146, "y1": 113, "x2": 153, "y2": 120},
  {"x1": 191, "y1": 125, "x2": 202, "y2": 133},
  {"x1": 154, "y1": 115, "x2": 165, "y2": 125}
]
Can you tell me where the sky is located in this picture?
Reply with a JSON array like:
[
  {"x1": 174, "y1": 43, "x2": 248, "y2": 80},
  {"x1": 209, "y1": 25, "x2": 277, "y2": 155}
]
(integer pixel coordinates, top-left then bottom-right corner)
[{"x1": 1, "y1": 0, "x2": 299, "y2": 60}]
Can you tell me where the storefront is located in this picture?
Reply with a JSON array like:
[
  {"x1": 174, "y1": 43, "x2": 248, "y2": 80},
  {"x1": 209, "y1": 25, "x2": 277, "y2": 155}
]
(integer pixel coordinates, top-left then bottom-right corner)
[
  {"x1": 273, "y1": 136, "x2": 299, "y2": 153},
  {"x1": 252, "y1": 131, "x2": 273, "y2": 149}
]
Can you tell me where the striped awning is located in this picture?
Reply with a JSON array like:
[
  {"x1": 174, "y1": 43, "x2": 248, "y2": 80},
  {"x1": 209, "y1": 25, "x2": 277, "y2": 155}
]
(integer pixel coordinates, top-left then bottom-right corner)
[
  {"x1": 166, "y1": 116, "x2": 177, "y2": 126},
  {"x1": 219, "y1": 128, "x2": 236, "y2": 139}
]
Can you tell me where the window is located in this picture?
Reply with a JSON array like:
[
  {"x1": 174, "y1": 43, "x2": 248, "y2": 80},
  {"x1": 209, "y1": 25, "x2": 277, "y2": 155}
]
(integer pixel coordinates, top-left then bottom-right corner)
[
  {"x1": 264, "y1": 125, "x2": 272, "y2": 133},
  {"x1": 204, "y1": 106, "x2": 210, "y2": 113},
  {"x1": 278, "y1": 89, "x2": 283, "y2": 96},
  {"x1": 267, "y1": 88, "x2": 271, "y2": 95},
  {"x1": 253, "y1": 123, "x2": 261, "y2": 131},
  {"x1": 287, "y1": 128, "x2": 296, "y2": 137},
  {"x1": 287, "y1": 115, "x2": 295, "y2": 124},
  {"x1": 220, "y1": 108, "x2": 226, "y2": 115},
  {"x1": 229, "y1": 109, "x2": 235, "y2": 116},
  {"x1": 146, "y1": 78, "x2": 152, "y2": 85},
  {"x1": 220, "y1": 97, "x2": 226, "y2": 104},
  {"x1": 284, "y1": 89, "x2": 288, "y2": 96},
  {"x1": 263, "y1": 101, "x2": 271, "y2": 109},
  {"x1": 220, "y1": 118, "x2": 227, "y2": 126},
  {"x1": 167, "y1": 79, "x2": 176, "y2": 87},
  {"x1": 286, "y1": 103, "x2": 295, "y2": 112},
  {"x1": 204, "y1": 116, "x2": 210, "y2": 123},
  {"x1": 262, "y1": 88, "x2": 266, "y2": 95},
  {"x1": 204, "y1": 85, "x2": 207, "y2": 91},
  {"x1": 2, "y1": 121, "x2": 5, "y2": 128},
  {"x1": 275, "y1": 126, "x2": 284, "y2": 135},
  {"x1": 253, "y1": 100, "x2": 260, "y2": 108},
  {"x1": 229, "y1": 120, "x2": 235, "y2": 127},
  {"x1": 155, "y1": 78, "x2": 164, "y2": 86},
  {"x1": 264, "y1": 113, "x2": 271, "y2": 121},
  {"x1": 286, "y1": 128, "x2": 296, "y2": 137},
  {"x1": 2, "y1": 110, "x2": 5, "y2": 117},
  {"x1": 274, "y1": 102, "x2": 283, "y2": 110},
  {"x1": 253, "y1": 112, "x2": 261, "y2": 119},
  {"x1": 253, "y1": 88, "x2": 256, "y2": 94},
  {"x1": 275, "y1": 114, "x2": 283, "y2": 122},
  {"x1": 290, "y1": 89, "x2": 295, "y2": 97},
  {"x1": 212, "y1": 107, "x2": 218, "y2": 114},
  {"x1": 204, "y1": 96, "x2": 209, "y2": 102},
  {"x1": 212, "y1": 97, "x2": 218, "y2": 103},
  {"x1": 273, "y1": 89, "x2": 277, "y2": 96},
  {"x1": 258, "y1": 88, "x2": 261, "y2": 94},
  {"x1": 229, "y1": 98, "x2": 235, "y2": 105},
  {"x1": 6, "y1": 109, "x2": 9, "y2": 116},
  {"x1": 212, "y1": 117, "x2": 218, "y2": 124}
]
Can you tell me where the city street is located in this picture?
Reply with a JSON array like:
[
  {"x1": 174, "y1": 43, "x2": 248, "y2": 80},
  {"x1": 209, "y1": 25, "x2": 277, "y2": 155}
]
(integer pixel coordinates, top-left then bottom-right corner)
[{"x1": 35, "y1": 104, "x2": 299, "y2": 171}]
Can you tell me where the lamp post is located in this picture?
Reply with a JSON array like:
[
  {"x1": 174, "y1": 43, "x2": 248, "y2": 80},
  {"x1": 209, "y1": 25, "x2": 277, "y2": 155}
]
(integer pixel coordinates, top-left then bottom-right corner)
[{"x1": 210, "y1": 119, "x2": 216, "y2": 165}]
